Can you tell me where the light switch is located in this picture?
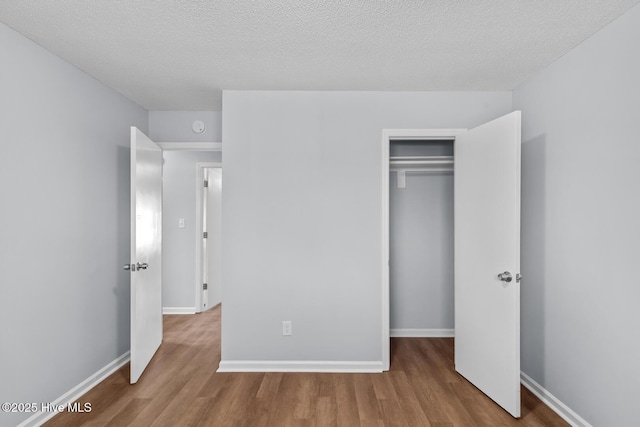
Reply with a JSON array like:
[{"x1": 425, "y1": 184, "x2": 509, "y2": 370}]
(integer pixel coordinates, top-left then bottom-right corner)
[{"x1": 178, "y1": 218, "x2": 185, "y2": 228}]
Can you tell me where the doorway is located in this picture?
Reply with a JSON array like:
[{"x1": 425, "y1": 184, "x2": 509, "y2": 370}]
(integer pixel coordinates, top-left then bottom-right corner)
[
  {"x1": 389, "y1": 138, "x2": 455, "y2": 338},
  {"x1": 381, "y1": 128, "x2": 463, "y2": 371},
  {"x1": 160, "y1": 147, "x2": 221, "y2": 314},
  {"x1": 129, "y1": 133, "x2": 223, "y2": 383},
  {"x1": 196, "y1": 163, "x2": 223, "y2": 312}
]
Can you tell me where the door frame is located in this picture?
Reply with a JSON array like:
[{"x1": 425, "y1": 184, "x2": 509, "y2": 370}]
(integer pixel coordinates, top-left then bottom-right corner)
[
  {"x1": 381, "y1": 128, "x2": 465, "y2": 371},
  {"x1": 195, "y1": 162, "x2": 223, "y2": 313}
]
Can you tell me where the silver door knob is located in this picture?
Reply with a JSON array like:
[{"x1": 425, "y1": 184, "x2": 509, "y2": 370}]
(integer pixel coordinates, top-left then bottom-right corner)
[
  {"x1": 136, "y1": 262, "x2": 148, "y2": 270},
  {"x1": 498, "y1": 271, "x2": 513, "y2": 282}
]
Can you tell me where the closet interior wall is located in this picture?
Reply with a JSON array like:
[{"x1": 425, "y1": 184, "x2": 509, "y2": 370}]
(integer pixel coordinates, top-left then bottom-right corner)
[{"x1": 389, "y1": 140, "x2": 455, "y2": 334}]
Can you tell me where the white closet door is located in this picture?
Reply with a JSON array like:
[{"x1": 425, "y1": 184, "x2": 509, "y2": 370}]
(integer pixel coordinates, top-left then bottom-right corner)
[{"x1": 454, "y1": 111, "x2": 521, "y2": 417}]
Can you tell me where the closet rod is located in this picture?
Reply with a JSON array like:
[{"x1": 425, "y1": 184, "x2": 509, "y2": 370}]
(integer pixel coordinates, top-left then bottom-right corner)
[
  {"x1": 390, "y1": 156, "x2": 453, "y2": 168},
  {"x1": 390, "y1": 156, "x2": 453, "y2": 189}
]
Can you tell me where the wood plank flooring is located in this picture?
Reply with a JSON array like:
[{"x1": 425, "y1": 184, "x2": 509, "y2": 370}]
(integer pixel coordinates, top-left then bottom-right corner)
[{"x1": 45, "y1": 306, "x2": 568, "y2": 426}]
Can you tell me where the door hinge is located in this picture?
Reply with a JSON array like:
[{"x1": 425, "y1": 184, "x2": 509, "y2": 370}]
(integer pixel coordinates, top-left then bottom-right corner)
[
  {"x1": 204, "y1": 180, "x2": 209, "y2": 188},
  {"x1": 203, "y1": 283, "x2": 208, "y2": 290},
  {"x1": 203, "y1": 231, "x2": 208, "y2": 239}
]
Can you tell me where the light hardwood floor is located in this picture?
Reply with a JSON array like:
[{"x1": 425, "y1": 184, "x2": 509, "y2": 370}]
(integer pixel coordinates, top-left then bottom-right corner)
[{"x1": 45, "y1": 306, "x2": 568, "y2": 426}]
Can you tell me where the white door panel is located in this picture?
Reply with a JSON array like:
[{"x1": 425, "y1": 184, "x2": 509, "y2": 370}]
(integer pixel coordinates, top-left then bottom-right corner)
[
  {"x1": 205, "y1": 168, "x2": 222, "y2": 309},
  {"x1": 129, "y1": 127, "x2": 163, "y2": 384},
  {"x1": 454, "y1": 111, "x2": 521, "y2": 417}
]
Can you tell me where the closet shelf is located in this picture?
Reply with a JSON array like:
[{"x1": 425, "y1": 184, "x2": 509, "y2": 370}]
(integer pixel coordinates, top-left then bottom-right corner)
[
  {"x1": 390, "y1": 156, "x2": 453, "y2": 188},
  {"x1": 390, "y1": 156, "x2": 453, "y2": 172}
]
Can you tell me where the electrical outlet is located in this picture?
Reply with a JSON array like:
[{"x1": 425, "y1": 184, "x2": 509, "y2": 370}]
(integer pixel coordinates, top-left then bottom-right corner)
[{"x1": 282, "y1": 320, "x2": 292, "y2": 336}]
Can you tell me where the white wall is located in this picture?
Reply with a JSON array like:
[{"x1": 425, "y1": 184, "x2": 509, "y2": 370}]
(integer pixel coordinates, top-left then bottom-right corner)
[
  {"x1": 0, "y1": 22, "x2": 147, "y2": 427},
  {"x1": 162, "y1": 151, "x2": 221, "y2": 309},
  {"x1": 514, "y1": 4, "x2": 640, "y2": 426},
  {"x1": 149, "y1": 110, "x2": 221, "y2": 142},
  {"x1": 221, "y1": 91, "x2": 512, "y2": 363}
]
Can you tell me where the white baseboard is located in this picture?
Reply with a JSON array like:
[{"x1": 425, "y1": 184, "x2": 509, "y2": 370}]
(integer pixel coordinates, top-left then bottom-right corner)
[
  {"x1": 520, "y1": 371, "x2": 592, "y2": 427},
  {"x1": 163, "y1": 307, "x2": 196, "y2": 314},
  {"x1": 217, "y1": 360, "x2": 383, "y2": 373},
  {"x1": 17, "y1": 351, "x2": 130, "y2": 427},
  {"x1": 390, "y1": 328, "x2": 454, "y2": 337}
]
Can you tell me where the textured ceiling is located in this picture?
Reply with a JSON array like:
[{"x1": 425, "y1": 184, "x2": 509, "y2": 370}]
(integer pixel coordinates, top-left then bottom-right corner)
[{"x1": 1, "y1": 0, "x2": 638, "y2": 110}]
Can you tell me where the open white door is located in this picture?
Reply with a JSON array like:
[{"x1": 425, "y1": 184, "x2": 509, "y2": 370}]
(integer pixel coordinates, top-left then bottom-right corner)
[
  {"x1": 127, "y1": 127, "x2": 163, "y2": 384},
  {"x1": 454, "y1": 111, "x2": 521, "y2": 417},
  {"x1": 203, "y1": 168, "x2": 222, "y2": 310}
]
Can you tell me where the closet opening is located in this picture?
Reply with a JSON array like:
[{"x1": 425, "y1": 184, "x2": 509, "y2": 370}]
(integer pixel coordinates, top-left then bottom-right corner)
[
  {"x1": 389, "y1": 139, "x2": 455, "y2": 344},
  {"x1": 381, "y1": 129, "x2": 464, "y2": 371},
  {"x1": 381, "y1": 114, "x2": 522, "y2": 417}
]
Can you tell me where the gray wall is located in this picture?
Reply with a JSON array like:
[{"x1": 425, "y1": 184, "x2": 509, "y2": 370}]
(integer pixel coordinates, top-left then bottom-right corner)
[
  {"x1": 0, "y1": 22, "x2": 147, "y2": 427},
  {"x1": 390, "y1": 171, "x2": 454, "y2": 330},
  {"x1": 162, "y1": 151, "x2": 221, "y2": 309},
  {"x1": 514, "y1": 4, "x2": 640, "y2": 426},
  {"x1": 149, "y1": 110, "x2": 222, "y2": 142},
  {"x1": 221, "y1": 91, "x2": 512, "y2": 362}
]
